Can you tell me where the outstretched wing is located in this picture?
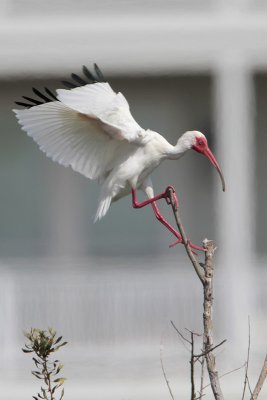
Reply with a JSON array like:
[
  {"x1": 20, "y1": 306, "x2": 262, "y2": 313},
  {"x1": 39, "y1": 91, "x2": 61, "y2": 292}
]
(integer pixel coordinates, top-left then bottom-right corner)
[
  {"x1": 13, "y1": 64, "x2": 146, "y2": 181},
  {"x1": 56, "y1": 83, "x2": 144, "y2": 142}
]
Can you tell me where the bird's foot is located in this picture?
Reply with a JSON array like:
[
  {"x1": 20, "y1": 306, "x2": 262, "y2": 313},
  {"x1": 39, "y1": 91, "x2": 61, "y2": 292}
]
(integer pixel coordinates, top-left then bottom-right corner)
[
  {"x1": 169, "y1": 238, "x2": 182, "y2": 248},
  {"x1": 164, "y1": 186, "x2": 179, "y2": 210},
  {"x1": 169, "y1": 238, "x2": 206, "y2": 254},
  {"x1": 187, "y1": 240, "x2": 207, "y2": 253}
]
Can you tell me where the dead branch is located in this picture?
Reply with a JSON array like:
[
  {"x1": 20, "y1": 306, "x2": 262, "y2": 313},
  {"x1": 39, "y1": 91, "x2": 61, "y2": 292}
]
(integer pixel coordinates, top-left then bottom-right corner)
[
  {"x1": 242, "y1": 317, "x2": 252, "y2": 400},
  {"x1": 250, "y1": 354, "x2": 267, "y2": 400},
  {"x1": 170, "y1": 323, "x2": 204, "y2": 399},
  {"x1": 160, "y1": 344, "x2": 175, "y2": 400},
  {"x1": 167, "y1": 189, "x2": 204, "y2": 284},
  {"x1": 202, "y1": 363, "x2": 246, "y2": 391},
  {"x1": 168, "y1": 191, "x2": 224, "y2": 400},
  {"x1": 171, "y1": 320, "x2": 192, "y2": 345},
  {"x1": 199, "y1": 352, "x2": 205, "y2": 399},
  {"x1": 194, "y1": 339, "x2": 227, "y2": 360},
  {"x1": 202, "y1": 239, "x2": 224, "y2": 400},
  {"x1": 190, "y1": 331, "x2": 197, "y2": 400},
  {"x1": 195, "y1": 394, "x2": 206, "y2": 400}
]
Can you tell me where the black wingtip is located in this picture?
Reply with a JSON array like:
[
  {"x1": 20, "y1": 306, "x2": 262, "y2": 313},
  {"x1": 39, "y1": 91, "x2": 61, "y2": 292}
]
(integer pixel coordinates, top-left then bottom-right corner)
[
  {"x1": 61, "y1": 80, "x2": 77, "y2": 89},
  {"x1": 71, "y1": 73, "x2": 87, "y2": 86},
  {"x1": 15, "y1": 86, "x2": 59, "y2": 109},
  {"x1": 32, "y1": 87, "x2": 51, "y2": 102},
  {"x1": 14, "y1": 101, "x2": 32, "y2": 108},
  {"x1": 82, "y1": 65, "x2": 97, "y2": 83},
  {"x1": 62, "y1": 64, "x2": 105, "y2": 88},
  {"x1": 14, "y1": 63, "x2": 107, "y2": 109},
  {"x1": 22, "y1": 96, "x2": 43, "y2": 106},
  {"x1": 94, "y1": 63, "x2": 106, "y2": 82},
  {"x1": 45, "y1": 87, "x2": 58, "y2": 101}
]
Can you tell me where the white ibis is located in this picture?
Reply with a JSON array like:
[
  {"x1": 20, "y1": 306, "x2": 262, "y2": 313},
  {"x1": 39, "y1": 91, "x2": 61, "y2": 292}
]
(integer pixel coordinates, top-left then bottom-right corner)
[{"x1": 13, "y1": 64, "x2": 225, "y2": 252}]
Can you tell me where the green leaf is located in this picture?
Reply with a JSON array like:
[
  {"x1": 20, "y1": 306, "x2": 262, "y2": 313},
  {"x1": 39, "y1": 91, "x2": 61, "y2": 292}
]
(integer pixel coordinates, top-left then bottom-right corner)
[
  {"x1": 54, "y1": 364, "x2": 63, "y2": 375},
  {"x1": 53, "y1": 342, "x2": 68, "y2": 352},
  {"x1": 33, "y1": 358, "x2": 41, "y2": 369},
  {"x1": 51, "y1": 385, "x2": 57, "y2": 394},
  {"x1": 54, "y1": 336, "x2": 63, "y2": 345},
  {"x1": 59, "y1": 388, "x2": 65, "y2": 400},
  {"x1": 32, "y1": 370, "x2": 42, "y2": 375},
  {"x1": 32, "y1": 372, "x2": 43, "y2": 379},
  {"x1": 40, "y1": 388, "x2": 48, "y2": 400},
  {"x1": 54, "y1": 377, "x2": 66, "y2": 386}
]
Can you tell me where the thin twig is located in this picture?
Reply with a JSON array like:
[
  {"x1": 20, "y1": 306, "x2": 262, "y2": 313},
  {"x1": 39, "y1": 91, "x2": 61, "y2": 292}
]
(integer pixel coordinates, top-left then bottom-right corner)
[
  {"x1": 248, "y1": 376, "x2": 253, "y2": 397},
  {"x1": 194, "y1": 339, "x2": 227, "y2": 360},
  {"x1": 190, "y1": 331, "x2": 196, "y2": 400},
  {"x1": 199, "y1": 354, "x2": 205, "y2": 399},
  {"x1": 185, "y1": 328, "x2": 202, "y2": 337},
  {"x1": 195, "y1": 394, "x2": 206, "y2": 400},
  {"x1": 250, "y1": 354, "x2": 267, "y2": 400},
  {"x1": 170, "y1": 321, "x2": 202, "y2": 399},
  {"x1": 202, "y1": 363, "x2": 246, "y2": 391},
  {"x1": 199, "y1": 331, "x2": 206, "y2": 399},
  {"x1": 160, "y1": 343, "x2": 175, "y2": 400},
  {"x1": 171, "y1": 320, "x2": 192, "y2": 345},
  {"x1": 242, "y1": 317, "x2": 251, "y2": 400}
]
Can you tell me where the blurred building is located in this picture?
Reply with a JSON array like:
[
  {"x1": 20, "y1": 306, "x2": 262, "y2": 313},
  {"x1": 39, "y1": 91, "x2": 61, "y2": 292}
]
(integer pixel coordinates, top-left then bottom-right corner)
[{"x1": 0, "y1": 1, "x2": 266, "y2": 399}]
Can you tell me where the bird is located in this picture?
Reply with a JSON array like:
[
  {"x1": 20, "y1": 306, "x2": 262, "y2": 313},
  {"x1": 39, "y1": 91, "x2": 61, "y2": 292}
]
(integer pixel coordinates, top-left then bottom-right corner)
[{"x1": 13, "y1": 63, "x2": 225, "y2": 252}]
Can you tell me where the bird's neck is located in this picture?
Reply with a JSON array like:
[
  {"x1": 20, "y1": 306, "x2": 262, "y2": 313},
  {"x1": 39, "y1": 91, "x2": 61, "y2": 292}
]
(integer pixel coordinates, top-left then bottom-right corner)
[{"x1": 166, "y1": 137, "x2": 191, "y2": 160}]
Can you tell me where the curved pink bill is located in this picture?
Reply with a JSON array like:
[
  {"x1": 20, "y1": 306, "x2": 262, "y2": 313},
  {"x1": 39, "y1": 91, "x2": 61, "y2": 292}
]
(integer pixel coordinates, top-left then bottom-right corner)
[{"x1": 203, "y1": 148, "x2": 225, "y2": 192}]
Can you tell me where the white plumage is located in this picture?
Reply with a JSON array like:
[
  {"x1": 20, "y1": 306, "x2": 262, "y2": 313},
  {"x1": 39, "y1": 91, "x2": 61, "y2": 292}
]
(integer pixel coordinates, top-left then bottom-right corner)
[{"x1": 13, "y1": 65, "x2": 225, "y2": 231}]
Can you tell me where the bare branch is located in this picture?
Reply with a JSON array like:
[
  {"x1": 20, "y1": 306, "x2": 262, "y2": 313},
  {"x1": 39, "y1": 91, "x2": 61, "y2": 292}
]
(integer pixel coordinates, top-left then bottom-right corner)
[
  {"x1": 190, "y1": 331, "x2": 196, "y2": 400},
  {"x1": 199, "y1": 354, "x2": 205, "y2": 399},
  {"x1": 194, "y1": 340, "x2": 227, "y2": 360},
  {"x1": 202, "y1": 239, "x2": 224, "y2": 400},
  {"x1": 185, "y1": 328, "x2": 202, "y2": 337},
  {"x1": 170, "y1": 320, "x2": 191, "y2": 345},
  {"x1": 250, "y1": 354, "x2": 267, "y2": 400},
  {"x1": 168, "y1": 193, "x2": 224, "y2": 399},
  {"x1": 242, "y1": 317, "x2": 252, "y2": 400},
  {"x1": 195, "y1": 394, "x2": 206, "y2": 400},
  {"x1": 160, "y1": 344, "x2": 175, "y2": 400},
  {"x1": 167, "y1": 190, "x2": 204, "y2": 284},
  {"x1": 202, "y1": 363, "x2": 246, "y2": 391}
]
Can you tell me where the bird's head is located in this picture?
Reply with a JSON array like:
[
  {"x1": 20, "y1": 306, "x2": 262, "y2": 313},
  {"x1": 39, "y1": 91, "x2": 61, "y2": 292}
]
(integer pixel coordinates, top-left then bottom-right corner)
[{"x1": 184, "y1": 131, "x2": 225, "y2": 191}]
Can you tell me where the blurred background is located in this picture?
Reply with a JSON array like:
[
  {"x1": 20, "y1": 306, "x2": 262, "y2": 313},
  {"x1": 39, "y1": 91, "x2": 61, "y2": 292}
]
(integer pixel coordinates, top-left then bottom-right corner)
[{"x1": 0, "y1": 1, "x2": 266, "y2": 399}]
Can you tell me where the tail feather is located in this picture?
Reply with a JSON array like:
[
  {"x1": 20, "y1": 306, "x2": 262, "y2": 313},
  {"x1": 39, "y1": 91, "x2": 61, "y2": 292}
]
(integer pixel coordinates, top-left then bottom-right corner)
[{"x1": 94, "y1": 196, "x2": 112, "y2": 222}]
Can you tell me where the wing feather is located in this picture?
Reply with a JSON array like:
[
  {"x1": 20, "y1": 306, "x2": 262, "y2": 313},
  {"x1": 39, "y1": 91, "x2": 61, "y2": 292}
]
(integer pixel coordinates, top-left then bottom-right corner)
[
  {"x1": 57, "y1": 83, "x2": 144, "y2": 142},
  {"x1": 56, "y1": 83, "x2": 116, "y2": 115},
  {"x1": 14, "y1": 79, "x2": 146, "y2": 184},
  {"x1": 13, "y1": 101, "x2": 125, "y2": 181}
]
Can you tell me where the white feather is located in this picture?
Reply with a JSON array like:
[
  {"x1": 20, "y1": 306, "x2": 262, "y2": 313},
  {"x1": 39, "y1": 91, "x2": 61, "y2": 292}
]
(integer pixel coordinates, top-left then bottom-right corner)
[
  {"x1": 13, "y1": 80, "x2": 147, "y2": 183},
  {"x1": 94, "y1": 195, "x2": 112, "y2": 222},
  {"x1": 56, "y1": 82, "x2": 116, "y2": 116},
  {"x1": 57, "y1": 83, "x2": 144, "y2": 142},
  {"x1": 13, "y1": 101, "x2": 126, "y2": 181}
]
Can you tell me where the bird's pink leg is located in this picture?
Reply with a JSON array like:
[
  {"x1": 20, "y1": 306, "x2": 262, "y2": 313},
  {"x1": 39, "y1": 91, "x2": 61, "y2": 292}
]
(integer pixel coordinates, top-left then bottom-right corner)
[
  {"x1": 151, "y1": 201, "x2": 182, "y2": 244},
  {"x1": 132, "y1": 186, "x2": 179, "y2": 209},
  {"x1": 151, "y1": 202, "x2": 204, "y2": 252},
  {"x1": 132, "y1": 189, "x2": 204, "y2": 252}
]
